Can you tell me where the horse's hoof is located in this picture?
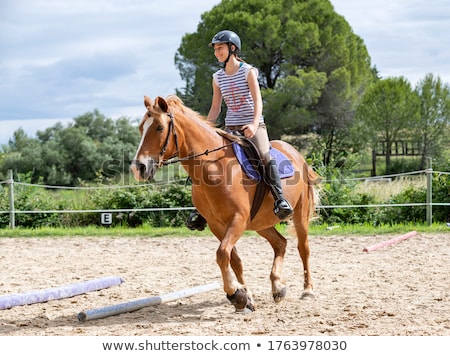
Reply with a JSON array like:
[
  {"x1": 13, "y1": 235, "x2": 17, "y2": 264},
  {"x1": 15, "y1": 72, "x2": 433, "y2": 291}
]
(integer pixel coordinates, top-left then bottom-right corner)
[
  {"x1": 244, "y1": 302, "x2": 255, "y2": 312},
  {"x1": 227, "y1": 289, "x2": 255, "y2": 312},
  {"x1": 301, "y1": 290, "x2": 315, "y2": 300},
  {"x1": 273, "y1": 287, "x2": 287, "y2": 303},
  {"x1": 235, "y1": 306, "x2": 254, "y2": 314}
]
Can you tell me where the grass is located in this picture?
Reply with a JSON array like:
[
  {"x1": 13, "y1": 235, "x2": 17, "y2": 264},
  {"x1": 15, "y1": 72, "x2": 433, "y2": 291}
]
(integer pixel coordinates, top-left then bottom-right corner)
[
  {"x1": 0, "y1": 222, "x2": 447, "y2": 238},
  {"x1": 308, "y1": 222, "x2": 448, "y2": 236},
  {"x1": 354, "y1": 175, "x2": 426, "y2": 202},
  {"x1": 0, "y1": 225, "x2": 211, "y2": 238}
]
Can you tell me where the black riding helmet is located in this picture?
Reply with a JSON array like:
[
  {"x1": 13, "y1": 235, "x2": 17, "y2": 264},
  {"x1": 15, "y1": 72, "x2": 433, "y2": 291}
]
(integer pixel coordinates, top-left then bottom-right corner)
[{"x1": 209, "y1": 30, "x2": 241, "y2": 51}]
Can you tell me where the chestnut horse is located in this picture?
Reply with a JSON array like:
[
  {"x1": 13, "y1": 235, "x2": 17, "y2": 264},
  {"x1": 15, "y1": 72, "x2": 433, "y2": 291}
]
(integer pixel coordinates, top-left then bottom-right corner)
[{"x1": 131, "y1": 95, "x2": 321, "y2": 312}]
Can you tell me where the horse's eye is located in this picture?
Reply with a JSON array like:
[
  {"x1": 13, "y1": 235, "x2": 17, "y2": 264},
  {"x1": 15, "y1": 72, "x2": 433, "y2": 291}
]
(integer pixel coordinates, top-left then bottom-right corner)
[{"x1": 156, "y1": 125, "x2": 164, "y2": 132}]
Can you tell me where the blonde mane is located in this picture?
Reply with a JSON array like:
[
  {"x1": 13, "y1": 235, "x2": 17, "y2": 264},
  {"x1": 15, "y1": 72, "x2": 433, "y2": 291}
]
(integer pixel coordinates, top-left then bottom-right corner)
[
  {"x1": 165, "y1": 95, "x2": 240, "y2": 142},
  {"x1": 166, "y1": 95, "x2": 208, "y2": 123}
]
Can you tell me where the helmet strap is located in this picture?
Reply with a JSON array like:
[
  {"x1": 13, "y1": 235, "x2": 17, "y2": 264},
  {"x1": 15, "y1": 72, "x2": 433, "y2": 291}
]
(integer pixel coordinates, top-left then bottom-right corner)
[{"x1": 222, "y1": 43, "x2": 235, "y2": 68}]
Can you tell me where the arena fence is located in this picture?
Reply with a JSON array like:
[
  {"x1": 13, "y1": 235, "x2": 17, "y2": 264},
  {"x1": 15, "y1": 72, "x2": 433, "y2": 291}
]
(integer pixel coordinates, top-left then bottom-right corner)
[{"x1": 1, "y1": 166, "x2": 449, "y2": 229}]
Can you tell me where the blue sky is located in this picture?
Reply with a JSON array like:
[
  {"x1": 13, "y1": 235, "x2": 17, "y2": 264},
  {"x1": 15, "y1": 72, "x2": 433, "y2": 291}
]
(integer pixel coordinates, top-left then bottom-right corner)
[{"x1": 1, "y1": 0, "x2": 449, "y2": 145}]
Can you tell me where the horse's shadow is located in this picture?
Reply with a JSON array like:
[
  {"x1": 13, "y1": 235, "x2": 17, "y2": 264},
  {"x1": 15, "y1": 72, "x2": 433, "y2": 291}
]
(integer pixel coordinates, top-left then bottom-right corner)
[{"x1": 0, "y1": 300, "x2": 225, "y2": 335}]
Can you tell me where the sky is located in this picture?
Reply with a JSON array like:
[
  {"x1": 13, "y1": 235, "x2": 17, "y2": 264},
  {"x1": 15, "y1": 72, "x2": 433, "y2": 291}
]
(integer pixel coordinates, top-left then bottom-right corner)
[{"x1": 1, "y1": 0, "x2": 449, "y2": 145}]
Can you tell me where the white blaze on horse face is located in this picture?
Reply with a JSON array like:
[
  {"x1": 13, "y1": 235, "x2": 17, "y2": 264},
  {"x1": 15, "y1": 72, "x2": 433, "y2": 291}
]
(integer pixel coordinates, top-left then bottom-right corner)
[{"x1": 132, "y1": 116, "x2": 154, "y2": 180}]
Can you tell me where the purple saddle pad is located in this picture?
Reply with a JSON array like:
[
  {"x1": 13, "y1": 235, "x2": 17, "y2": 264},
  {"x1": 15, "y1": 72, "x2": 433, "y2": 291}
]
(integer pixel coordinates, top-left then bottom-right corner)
[{"x1": 232, "y1": 142, "x2": 294, "y2": 181}]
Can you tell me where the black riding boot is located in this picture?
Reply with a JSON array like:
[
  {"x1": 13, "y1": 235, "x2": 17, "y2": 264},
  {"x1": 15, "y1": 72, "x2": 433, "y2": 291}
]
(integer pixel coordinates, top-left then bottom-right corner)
[
  {"x1": 265, "y1": 159, "x2": 293, "y2": 220},
  {"x1": 185, "y1": 210, "x2": 207, "y2": 231}
]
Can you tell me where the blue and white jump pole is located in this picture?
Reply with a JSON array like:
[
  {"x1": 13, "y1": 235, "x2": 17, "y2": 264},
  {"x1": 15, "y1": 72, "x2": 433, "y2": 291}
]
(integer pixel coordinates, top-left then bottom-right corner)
[{"x1": 0, "y1": 276, "x2": 124, "y2": 310}]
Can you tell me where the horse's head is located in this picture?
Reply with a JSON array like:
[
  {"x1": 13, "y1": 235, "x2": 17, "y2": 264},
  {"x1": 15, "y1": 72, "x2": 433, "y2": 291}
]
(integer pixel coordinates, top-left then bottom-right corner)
[{"x1": 131, "y1": 96, "x2": 178, "y2": 181}]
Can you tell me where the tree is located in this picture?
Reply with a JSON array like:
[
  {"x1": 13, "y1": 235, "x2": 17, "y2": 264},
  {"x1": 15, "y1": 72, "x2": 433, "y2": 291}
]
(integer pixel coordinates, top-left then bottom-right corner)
[
  {"x1": 72, "y1": 109, "x2": 115, "y2": 142},
  {"x1": 355, "y1": 77, "x2": 421, "y2": 173},
  {"x1": 0, "y1": 111, "x2": 141, "y2": 185},
  {"x1": 414, "y1": 73, "x2": 450, "y2": 169},
  {"x1": 1, "y1": 130, "x2": 44, "y2": 182},
  {"x1": 5, "y1": 128, "x2": 35, "y2": 152},
  {"x1": 263, "y1": 69, "x2": 327, "y2": 139},
  {"x1": 175, "y1": 0, "x2": 374, "y2": 164}
]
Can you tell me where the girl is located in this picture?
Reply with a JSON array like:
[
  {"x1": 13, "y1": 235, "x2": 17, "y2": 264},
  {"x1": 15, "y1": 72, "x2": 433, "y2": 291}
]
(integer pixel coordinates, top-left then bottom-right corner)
[{"x1": 186, "y1": 30, "x2": 293, "y2": 230}]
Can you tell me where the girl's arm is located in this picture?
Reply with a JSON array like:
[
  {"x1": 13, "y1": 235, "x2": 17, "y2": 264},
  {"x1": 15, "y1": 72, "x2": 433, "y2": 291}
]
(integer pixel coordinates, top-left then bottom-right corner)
[
  {"x1": 207, "y1": 78, "x2": 222, "y2": 124},
  {"x1": 243, "y1": 67, "x2": 262, "y2": 137}
]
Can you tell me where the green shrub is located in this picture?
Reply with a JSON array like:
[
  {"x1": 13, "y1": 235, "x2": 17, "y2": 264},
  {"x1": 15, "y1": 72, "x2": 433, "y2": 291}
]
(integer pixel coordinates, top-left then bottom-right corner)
[
  {"x1": 432, "y1": 174, "x2": 450, "y2": 222},
  {"x1": 373, "y1": 173, "x2": 449, "y2": 224},
  {"x1": 86, "y1": 183, "x2": 193, "y2": 227},
  {"x1": 317, "y1": 178, "x2": 379, "y2": 225},
  {"x1": 0, "y1": 183, "x2": 60, "y2": 228},
  {"x1": 378, "y1": 187, "x2": 427, "y2": 224}
]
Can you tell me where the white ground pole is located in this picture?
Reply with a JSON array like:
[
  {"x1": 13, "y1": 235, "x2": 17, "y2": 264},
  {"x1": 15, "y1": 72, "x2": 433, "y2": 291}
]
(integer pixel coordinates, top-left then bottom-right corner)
[{"x1": 78, "y1": 281, "x2": 221, "y2": 321}]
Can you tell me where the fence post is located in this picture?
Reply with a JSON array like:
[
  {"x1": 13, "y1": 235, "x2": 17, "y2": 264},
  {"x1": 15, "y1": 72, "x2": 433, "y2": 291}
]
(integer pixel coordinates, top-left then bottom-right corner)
[
  {"x1": 425, "y1": 157, "x2": 433, "y2": 226},
  {"x1": 7, "y1": 169, "x2": 15, "y2": 229}
]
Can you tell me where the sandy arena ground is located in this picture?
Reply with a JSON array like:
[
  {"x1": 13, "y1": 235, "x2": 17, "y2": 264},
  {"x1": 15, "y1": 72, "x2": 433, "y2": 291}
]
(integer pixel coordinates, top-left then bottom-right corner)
[{"x1": 0, "y1": 231, "x2": 449, "y2": 336}]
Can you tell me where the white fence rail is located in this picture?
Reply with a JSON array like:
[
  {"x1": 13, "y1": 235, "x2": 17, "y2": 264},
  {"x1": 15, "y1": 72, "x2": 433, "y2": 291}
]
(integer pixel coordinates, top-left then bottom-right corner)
[{"x1": 1, "y1": 168, "x2": 449, "y2": 229}]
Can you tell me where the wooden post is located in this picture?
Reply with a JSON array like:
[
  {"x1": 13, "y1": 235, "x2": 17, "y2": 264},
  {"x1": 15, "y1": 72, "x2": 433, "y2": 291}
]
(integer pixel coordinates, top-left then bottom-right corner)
[
  {"x1": 426, "y1": 157, "x2": 433, "y2": 226},
  {"x1": 7, "y1": 169, "x2": 15, "y2": 229},
  {"x1": 371, "y1": 149, "x2": 377, "y2": 176}
]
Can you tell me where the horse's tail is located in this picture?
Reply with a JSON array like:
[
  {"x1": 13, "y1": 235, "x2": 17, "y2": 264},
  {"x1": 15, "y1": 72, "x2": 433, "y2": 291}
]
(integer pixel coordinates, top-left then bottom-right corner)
[{"x1": 305, "y1": 165, "x2": 322, "y2": 221}]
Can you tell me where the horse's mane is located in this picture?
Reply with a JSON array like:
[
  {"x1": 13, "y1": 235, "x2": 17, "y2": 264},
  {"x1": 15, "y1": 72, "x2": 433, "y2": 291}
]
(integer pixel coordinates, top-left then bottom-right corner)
[
  {"x1": 166, "y1": 95, "x2": 205, "y2": 123},
  {"x1": 165, "y1": 95, "x2": 240, "y2": 143}
]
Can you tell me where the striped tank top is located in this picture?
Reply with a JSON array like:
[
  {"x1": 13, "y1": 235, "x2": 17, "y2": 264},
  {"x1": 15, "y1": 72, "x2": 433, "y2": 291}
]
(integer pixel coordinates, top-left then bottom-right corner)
[{"x1": 213, "y1": 62, "x2": 264, "y2": 126}]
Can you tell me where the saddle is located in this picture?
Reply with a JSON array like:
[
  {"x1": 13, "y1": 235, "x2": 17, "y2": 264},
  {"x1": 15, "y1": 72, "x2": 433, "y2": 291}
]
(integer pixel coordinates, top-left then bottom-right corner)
[
  {"x1": 231, "y1": 137, "x2": 294, "y2": 220},
  {"x1": 232, "y1": 141, "x2": 294, "y2": 182}
]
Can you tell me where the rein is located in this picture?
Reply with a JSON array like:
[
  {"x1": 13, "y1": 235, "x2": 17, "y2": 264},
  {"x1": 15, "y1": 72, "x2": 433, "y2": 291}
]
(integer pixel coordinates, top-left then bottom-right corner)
[
  {"x1": 155, "y1": 111, "x2": 238, "y2": 167},
  {"x1": 162, "y1": 141, "x2": 236, "y2": 166}
]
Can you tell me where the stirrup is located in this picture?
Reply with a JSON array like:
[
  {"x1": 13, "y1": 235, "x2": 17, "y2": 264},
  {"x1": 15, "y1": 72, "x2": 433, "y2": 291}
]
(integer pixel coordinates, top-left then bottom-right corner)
[
  {"x1": 185, "y1": 211, "x2": 207, "y2": 231},
  {"x1": 273, "y1": 199, "x2": 293, "y2": 220}
]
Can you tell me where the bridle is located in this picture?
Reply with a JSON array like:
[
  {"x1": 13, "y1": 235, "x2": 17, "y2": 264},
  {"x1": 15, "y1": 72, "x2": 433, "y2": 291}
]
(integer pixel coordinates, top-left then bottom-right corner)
[
  {"x1": 154, "y1": 111, "x2": 179, "y2": 167},
  {"x1": 147, "y1": 110, "x2": 238, "y2": 167}
]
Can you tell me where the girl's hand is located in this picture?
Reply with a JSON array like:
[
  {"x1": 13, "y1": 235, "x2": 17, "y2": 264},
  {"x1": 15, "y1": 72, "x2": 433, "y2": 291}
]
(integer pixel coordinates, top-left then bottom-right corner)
[{"x1": 242, "y1": 123, "x2": 257, "y2": 138}]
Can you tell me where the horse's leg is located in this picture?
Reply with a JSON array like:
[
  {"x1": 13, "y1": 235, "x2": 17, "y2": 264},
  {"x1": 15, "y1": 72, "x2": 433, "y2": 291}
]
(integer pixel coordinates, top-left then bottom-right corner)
[
  {"x1": 230, "y1": 247, "x2": 254, "y2": 304},
  {"x1": 230, "y1": 247, "x2": 246, "y2": 290},
  {"x1": 256, "y1": 227, "x2": 288, "y2": 303},
  {"x1": 292, "y1": 206, "x2": 315, "y2": 299},
  {"x1": 229, "y1": 247, "x2": 243, "y2": 283},
  {"x1": 211, "y1": 223, "x2": 255, "y2": 312}
]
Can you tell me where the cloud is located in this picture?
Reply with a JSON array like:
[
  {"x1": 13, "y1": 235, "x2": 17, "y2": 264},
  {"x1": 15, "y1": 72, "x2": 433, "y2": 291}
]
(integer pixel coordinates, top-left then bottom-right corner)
[
  {"x1": 332, "y1": 0, "x2": 450, "y2": 84},
  {"x1": 1, "y1": 0, "x2": 449, "y2": 146},
  {"x1": 0, "y1": 0, "x2": 219, "y2": 134}
]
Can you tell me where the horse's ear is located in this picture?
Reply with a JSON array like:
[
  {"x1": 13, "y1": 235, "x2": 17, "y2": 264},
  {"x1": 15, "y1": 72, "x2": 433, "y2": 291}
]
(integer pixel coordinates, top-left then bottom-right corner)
[
  {"x1": 144, "y1": 96, "x2": 152, "y2": 109},
  {"x1": 156, "y1": 96, "x2": 169, "y2": 113}
]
